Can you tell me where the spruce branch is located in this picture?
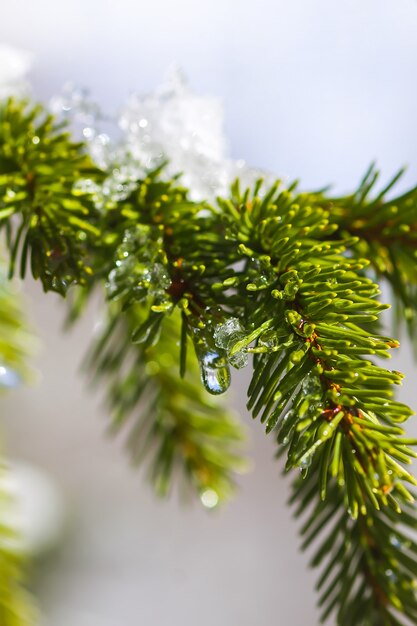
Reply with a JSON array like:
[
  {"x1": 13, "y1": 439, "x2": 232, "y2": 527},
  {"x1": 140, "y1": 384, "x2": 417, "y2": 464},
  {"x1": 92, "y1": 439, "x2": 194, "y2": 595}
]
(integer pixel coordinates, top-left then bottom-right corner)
[
  {"x1": 0, "y1": 99, "x2": 102, "y2": 294},
  {"x1": 2, "y1": 96, "x2": 417, "y2": 624},
  {"x1": 291, "y1": 463, "x2": 417, "y2": 625},
  {"x1": 307, "y1": 164, "x2": 417, "y2": 340}
]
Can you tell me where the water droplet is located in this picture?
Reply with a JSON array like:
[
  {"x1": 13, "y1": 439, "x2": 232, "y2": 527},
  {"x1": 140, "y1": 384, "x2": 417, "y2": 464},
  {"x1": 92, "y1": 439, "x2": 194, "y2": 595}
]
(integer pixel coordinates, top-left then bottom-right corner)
[
  {"x1": 51, "y1": 276, "x2": 70, "y2": 293},
  {"x1": 299, "y1": 455, "x2": 312, "y2": 471},
  {"x1": 389, "y1": 534, "x2": 410, "y2": 550},
  {"x1": 277, "y1": 409, "x2": 296, "y2": 445},
  {"x1": 200, "y1": 351, "x2": 231, "y2": 395},
  {"x1": 385, "y1": 569, "x2": 397, "y2": 583},
  {"x1": 389, "y1": 534, "x2": 401, "y2": 549},
  {"x1": 258, "y1": 331, "x2": 279, "y2": 350},
  {"x1": 106, "y1": 268, "x2": 121, "y2": 298},
  {"x1": 82, "y1": 126, "x2": 95, "y2": 140},
  {"x1": 0, "y1": 365, "x2": 20, "y2": 389},
  {"x1": 200, "y1": 489, "x2": 219, "y2": 509}
]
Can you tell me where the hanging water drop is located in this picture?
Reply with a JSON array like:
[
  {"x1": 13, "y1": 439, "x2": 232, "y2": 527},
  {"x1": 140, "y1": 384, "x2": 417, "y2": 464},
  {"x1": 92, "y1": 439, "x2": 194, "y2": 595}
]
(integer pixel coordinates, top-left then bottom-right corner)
[
  {"x1": 200, "y1": 350, "x2": 231, "y2": 395},
  {"x1": 191, "y1": 317, "x2": 232, "y2": 395},
  {"x1": 200, "y1": 488, "x2": 219, "y2": 509}
]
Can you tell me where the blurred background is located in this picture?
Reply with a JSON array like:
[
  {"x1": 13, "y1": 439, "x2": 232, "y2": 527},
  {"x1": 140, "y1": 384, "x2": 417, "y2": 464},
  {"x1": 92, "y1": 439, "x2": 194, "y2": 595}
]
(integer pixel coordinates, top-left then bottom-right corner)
[{"x1": 1, "y1": 0, "x2": 417, "y2": 624}]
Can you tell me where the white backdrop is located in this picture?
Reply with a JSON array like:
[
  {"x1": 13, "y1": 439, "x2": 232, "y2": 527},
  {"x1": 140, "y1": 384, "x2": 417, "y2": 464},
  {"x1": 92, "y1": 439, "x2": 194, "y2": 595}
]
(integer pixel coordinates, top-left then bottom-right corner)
[{"x1": 1, "y1": 1, "x2": 417, "y2": 625}]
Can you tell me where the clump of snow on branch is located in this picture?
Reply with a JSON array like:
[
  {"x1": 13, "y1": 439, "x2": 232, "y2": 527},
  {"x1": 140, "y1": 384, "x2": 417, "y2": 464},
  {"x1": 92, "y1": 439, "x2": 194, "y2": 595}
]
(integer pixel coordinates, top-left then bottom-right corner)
[{"x1": 51, "y1": 68, "x2": 278, "y2": 203}]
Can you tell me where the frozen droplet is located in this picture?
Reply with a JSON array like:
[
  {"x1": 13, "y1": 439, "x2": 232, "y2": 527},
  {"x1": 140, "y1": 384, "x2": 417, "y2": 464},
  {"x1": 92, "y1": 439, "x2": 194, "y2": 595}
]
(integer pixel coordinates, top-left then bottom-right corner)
[
  {"x1": 0, "y1": 365, "x2": 20, "y2": 389},
  {"x1": 200, "y1": 489, "x2": 219, "y2": 509},
  {"x1": 302, "y1": 374, "x2": 321, "y2": 395},
  {"x1": 200, "y1": 351, "x2": 231, "y2": 395},
  {"x1": 229, "y1": 350, "x2": 249, "y2": 369},
  {"x1": 149, "y1": 263, "x2": 171, "y2": 295},
  {"x1": 213, "y1": 317, "x2": 247, "y2": 370},
  {"x1": 213, "y1": 318, "x2": 243, "y2": 350}
]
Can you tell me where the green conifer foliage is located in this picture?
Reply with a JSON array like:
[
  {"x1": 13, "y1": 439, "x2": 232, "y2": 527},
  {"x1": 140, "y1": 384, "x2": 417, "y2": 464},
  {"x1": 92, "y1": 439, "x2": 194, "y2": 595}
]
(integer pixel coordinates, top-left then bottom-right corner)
[{"x1": 2, "y1": 99, "x2": 417, "y2": 624}]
